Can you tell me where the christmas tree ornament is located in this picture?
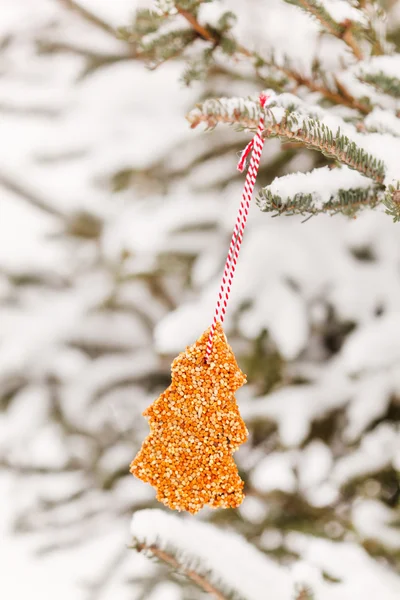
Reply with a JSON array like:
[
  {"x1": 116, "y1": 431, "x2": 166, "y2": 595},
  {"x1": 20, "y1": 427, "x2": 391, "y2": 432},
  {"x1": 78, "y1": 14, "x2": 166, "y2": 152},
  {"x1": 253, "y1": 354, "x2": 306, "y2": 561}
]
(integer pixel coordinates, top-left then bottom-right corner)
[
  {"x1": 131, "y1": 323, "x2": 247, "y2": 513},
  {"x1": 130, "y1": 94, "x2": 269, "y2": 512}
]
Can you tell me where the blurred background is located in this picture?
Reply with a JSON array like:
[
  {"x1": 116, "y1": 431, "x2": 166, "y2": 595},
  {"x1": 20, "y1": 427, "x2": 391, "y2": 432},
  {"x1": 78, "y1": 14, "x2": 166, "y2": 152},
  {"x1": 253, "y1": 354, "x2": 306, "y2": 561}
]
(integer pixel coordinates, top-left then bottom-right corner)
[{"x1": 1, "y1": 1, "x2": 400, "y2": 599}]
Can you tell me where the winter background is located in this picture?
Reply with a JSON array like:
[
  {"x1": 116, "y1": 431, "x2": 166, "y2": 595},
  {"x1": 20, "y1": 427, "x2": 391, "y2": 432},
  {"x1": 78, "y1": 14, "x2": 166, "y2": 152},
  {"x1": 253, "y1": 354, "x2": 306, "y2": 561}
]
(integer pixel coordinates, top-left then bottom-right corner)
[{"x1": 1, "y1": 0, "x2": 400, "y2": 599}]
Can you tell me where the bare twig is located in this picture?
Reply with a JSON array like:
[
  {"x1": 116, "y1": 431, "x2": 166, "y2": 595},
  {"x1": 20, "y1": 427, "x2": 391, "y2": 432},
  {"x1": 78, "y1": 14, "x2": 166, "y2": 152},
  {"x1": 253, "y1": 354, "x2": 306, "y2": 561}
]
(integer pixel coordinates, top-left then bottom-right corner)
[
  {"x1": 342, "y1": 22, "x2": 364, "y2": 60},
  {"x1": 0, "y1": 170, "x2": 64, "y2": 218},
  {"x1": 176, "y1": 7, "x2": 215, "y2": 43},
  {"x1": 135, "y1": 542, "x2": 227, "y2": 600}
]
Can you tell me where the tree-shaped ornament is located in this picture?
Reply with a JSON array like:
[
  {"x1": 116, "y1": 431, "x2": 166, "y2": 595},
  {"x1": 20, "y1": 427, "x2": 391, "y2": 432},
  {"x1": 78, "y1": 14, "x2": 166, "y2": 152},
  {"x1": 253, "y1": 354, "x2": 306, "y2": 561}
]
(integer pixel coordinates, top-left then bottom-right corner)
[
  {"x1": 130, "y1": 323, "x2": 248, "y2": 513},
  {"x1": 131, "y1": 94, "x2": 268, "y2": 512}
]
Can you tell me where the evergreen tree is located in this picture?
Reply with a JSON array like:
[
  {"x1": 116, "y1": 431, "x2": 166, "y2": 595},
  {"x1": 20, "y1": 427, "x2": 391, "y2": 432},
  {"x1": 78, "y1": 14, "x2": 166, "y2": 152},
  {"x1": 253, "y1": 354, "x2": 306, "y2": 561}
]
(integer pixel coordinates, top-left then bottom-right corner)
[{"x1": 1, "y1": 1, "x2": 400, "y2": 599}]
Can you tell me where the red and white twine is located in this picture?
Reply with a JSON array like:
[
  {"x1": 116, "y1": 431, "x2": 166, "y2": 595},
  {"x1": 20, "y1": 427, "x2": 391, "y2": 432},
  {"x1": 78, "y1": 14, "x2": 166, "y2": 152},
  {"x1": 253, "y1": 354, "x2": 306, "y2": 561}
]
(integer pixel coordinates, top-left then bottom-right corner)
[{"x1": 205, "y1": 93, "x2": 269, "y2": 361}]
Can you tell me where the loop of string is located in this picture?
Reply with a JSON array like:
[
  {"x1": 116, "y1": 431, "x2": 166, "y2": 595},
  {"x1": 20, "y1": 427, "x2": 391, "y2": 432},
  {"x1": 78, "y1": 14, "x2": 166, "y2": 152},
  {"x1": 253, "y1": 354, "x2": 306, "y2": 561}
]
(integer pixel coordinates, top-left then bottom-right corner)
[{"x1": 205, "y1": 93, "x2": 268, "y2": 362}]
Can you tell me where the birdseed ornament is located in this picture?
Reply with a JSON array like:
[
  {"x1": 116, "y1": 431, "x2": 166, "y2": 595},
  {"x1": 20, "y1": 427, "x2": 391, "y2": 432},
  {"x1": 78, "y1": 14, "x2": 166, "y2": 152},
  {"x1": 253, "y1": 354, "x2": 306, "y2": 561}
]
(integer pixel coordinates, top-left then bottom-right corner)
[{"x1": 130, "y1": 93, "x2": 269, "y2": 513}]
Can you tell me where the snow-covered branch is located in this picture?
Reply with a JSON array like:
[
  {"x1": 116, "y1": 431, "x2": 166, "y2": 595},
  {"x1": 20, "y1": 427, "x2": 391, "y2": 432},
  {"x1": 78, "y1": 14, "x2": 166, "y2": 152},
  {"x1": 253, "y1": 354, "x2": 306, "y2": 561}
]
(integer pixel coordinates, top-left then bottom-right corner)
[
  {"x1": 130, "y1": 510, "x2": 294, "y2": 600},
  {"x1": 134, "y1": 542, "x2": 228, "y2": 599},
  {"x1": 257, "y1": 166, "x2": 382, "y2": 217},
  {"x1": 284, "y1": 0, "x2": 365, "y2": 59},
  {"x1": 359, "y1": 56, "x2": 400, "y2": 98},
  {"x1": 187, "y1": 95, "x2": 386, "y2": 185}
]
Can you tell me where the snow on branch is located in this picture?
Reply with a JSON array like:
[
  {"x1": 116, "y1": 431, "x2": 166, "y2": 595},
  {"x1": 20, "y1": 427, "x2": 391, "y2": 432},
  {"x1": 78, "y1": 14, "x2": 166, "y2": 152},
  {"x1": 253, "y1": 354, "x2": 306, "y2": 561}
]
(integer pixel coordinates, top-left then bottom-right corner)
[
  {"x1": 187, "y1": 94, "x2": 386, "y2": 184},
  {"x1": 131, "y1": 8, "x2": 166, "y2": 36},
  {"x1": 187, "y1": 94, "x2": 265, "y2": 131},
  {"x1": 364, "y1": 108, "x2": 400, "y2": 137},
  {"x1": 257, "y1": 166, "x2": 382, "y2": 217},
  {"x1": 264, "y1": 116, "x2": 385, "y2": 184},
  {"x1": 359, "y1": 55, "x2": 400, "y2": 98},
  {"x1": 140, "y1": 27, "x2": 197, "y2": 68},
  {"x1": 285, "y1": 0, "x2": 358, "y2": 36},
  {"x1": 130, "y1": 509, "x2": 294, "y2": 600},
  {"x1": 118, "y1": 1, "x2": 245, "y2": 80},
  {"x1": 284, "y1": 0, "x2": 365, "y2": 59}
]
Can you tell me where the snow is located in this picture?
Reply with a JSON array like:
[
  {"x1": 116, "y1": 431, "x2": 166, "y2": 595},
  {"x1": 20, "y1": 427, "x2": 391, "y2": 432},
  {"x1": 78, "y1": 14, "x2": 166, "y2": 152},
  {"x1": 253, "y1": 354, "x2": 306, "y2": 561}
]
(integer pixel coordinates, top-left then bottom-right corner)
[
  {"x1": 287, "y1": 534, "x2": 400, "y2": 600},
  {"x1": 146, "y1": 582, "x2": 181, "y2": 600},
  {"x1": 2, "y1": 0, "x2": 400, "y2": 598},
  {"x1": 332, "y1": 424, "x2": 400, "y2": 486},
  {"x1": 60, "y1": 350, "x2": 157, "y2": 426},
  {"x1": 320, "y1": 0, "x2": 365, "y2": 24},
  {"x1": 265, "y1": 92, "x2": 400, "y2": 188},
  {"x1": 251, "y1": 452, "x2": 298, "y2": 494},
  {"x1": 192, "y1": 89, "x2": 400, "y2": 188},
  {"x1": 361, "y1": 54, "x2": 400, "y2": 79},
  {"x1": 365, "y1": 107, "x2": 400, "y2": 136},
  {"x1": 132, "y1": 510, "x2": 400, "y2": 600},
  {"x1": 343, "y1": 372, "x2": 393, "y2": 441},
  {"x1": 238, "y1": 495, "x2": 268, "y2": 524},
  {"x1": 242, "y1": 373, "x2": 350, "y2": 447},
  {"x1": 0, "y1": 475, "x2": 85, "y2": 600},
  {"x1": 353, "y1": 499, "x2": 400, "y2": 550},
  {"x1": 131, "y1": 509, "x2": 293, "y2": 600},
  {"x1": 297, "y1": 440, "x2": 333, "y2": 490},
  {"x1": 239, "y1": 279, "x2": 309, "y2": 360},
  {"x1": 341, "y1": 312, "x2": 400, "y2": 373},
  {"x1": 77, "y1": 0, "x2": 144, "y2": 27},
  {"x1": 250, "y1": 442, "x2": 337, "y2": 506},
  {"x1": 266, "y1": 166, "x2": 373, "y2": 208},
  {"x1": 236, "y1": 0, "x2": 321, "y2": 76}
]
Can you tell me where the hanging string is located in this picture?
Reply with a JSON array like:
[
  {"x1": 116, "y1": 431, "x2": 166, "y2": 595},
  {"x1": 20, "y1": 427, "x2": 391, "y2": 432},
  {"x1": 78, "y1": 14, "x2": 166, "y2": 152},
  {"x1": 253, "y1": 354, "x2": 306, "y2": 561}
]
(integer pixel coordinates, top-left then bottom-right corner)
[{"x1": 205, "y1": 93, "x2": 269, "y2": 362}]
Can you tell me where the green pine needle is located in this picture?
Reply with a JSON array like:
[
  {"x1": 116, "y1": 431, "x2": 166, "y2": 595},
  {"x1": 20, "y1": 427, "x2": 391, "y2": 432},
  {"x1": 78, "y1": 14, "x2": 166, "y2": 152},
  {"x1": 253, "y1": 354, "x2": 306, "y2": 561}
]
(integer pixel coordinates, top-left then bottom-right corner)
[
  {"x1": 187, "y1": 98, "x2": 385, "y2": 184},
  {"x1": 257, "y1": 184, "x2": 381, "y2": 218},
  {"x1": 361, "y1": 71, "x2": 400, "y2": 98},
  {"x1": 284, "y1": 0, "x2": 345, "y2": 37}
]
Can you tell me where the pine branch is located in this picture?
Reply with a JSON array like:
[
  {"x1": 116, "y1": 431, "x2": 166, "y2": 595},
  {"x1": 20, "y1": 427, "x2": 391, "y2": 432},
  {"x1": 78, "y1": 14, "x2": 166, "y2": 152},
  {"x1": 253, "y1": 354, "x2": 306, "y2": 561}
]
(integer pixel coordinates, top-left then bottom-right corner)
[
  {"x1": 360, "y1": 71, "x2": 400, "y2": 98},
  {"x1": 383, "y1": 183, "x2": 400, "y2": 222},
  {"x1": 140, "y1": 28, "x2": 197, "y2": 68},
  {"x1": 143, "y1": 3, "x2": 371, "y2": 113},
  {"x1": 257, "y1": 184, "x2": 381, "y2": 217},
  {"x1": 284, "y1": 0, "x2": 364, "y2": 59},
  {"x1": 130, "y1": 510, "x2": 289, "y2": 599},
  {"x1": 134, "y1": 542, "x2": 229, "y2": 600},
  {"x1": 356, "y1": 1, "x2": 392, "y2": 56},
  {"x1": 187, "y1": 96, "x2": 262, "y2": 130},
  {"x1": 263, "y1": 116, "x2": 385, "y2": 183},
  {"x1": 256, "y1": 164, "x2": 383, "y2": 217},
  {"x1": 134, "y1": 9, "x2": 165, "y2": 36},
  {"x1": 187, "y1": 97, "x2": 385, "y2": 183},
  {"x1": 286, "y1": 0, "x2": 345, "y2": 37}
]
